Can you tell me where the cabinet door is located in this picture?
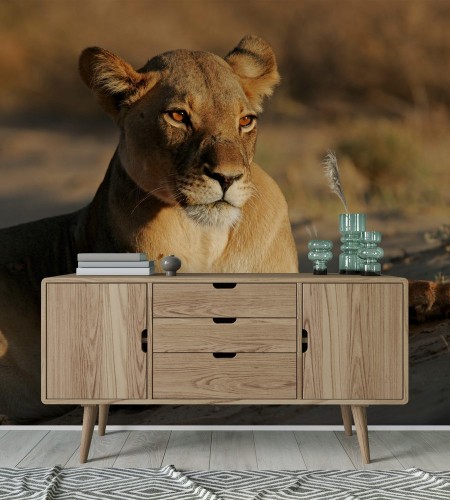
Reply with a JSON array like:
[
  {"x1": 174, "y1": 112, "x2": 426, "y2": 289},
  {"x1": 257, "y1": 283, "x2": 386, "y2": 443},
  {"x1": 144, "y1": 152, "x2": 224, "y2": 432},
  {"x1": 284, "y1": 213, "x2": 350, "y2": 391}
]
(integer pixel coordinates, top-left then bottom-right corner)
[
  {"x1": 302, "y1": 283, "x2": 404, "y2": 401},
  {"x1": 46, "y1": 283, "x2": 147, "y2": 400}
]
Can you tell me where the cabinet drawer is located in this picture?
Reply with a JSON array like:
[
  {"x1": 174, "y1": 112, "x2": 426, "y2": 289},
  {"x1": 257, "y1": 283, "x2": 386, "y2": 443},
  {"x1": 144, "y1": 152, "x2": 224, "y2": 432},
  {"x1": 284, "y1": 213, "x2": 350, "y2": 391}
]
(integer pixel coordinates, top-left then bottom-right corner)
[
  {"x1": 153, "y1": 283, "x2": 296, "y2": 317},
  {"x1": 153, "y1": 353, "x2": 296, "y2": 399},
  {"x1": 153, "y1": 318, "x2": 296, "y2": 353},
  {"x1": 153, "y1": 318, "x2": 296, "y2": 352}
]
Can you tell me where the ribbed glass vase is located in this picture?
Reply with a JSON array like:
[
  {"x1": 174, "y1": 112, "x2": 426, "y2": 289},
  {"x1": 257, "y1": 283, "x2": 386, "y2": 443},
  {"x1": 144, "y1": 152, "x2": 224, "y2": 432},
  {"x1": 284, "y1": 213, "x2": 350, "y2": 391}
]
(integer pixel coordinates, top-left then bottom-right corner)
[
  {"x1": 339, "y1": 213, "x2": 366, "y2": 274},
  {"x1": 307, "y1": 240, "x2": 333, "y2": 275},
  {"x1": 358, "y1": 231, "x2": 384, "y2": 275}
]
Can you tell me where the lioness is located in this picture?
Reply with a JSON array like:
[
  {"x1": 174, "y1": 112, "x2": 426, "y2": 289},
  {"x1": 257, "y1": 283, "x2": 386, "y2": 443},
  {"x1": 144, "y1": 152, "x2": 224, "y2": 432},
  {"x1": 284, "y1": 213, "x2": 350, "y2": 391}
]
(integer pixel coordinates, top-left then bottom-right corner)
[{"x1": 0, "y1": 35, "x2": 298, "y2": 423}]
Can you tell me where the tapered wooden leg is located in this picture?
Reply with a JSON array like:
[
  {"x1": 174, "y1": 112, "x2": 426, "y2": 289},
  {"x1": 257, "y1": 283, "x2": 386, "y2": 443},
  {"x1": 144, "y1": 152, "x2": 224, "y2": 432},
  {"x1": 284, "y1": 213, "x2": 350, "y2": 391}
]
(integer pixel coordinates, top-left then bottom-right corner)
[
  {"x1": 351, "y1": 405, "x2": 370, "y2": 464},
  {"x1": 340, "y1": 405, "x2": 353, "y2": 436},
  {"x1": 98, "y1": 404, "x2": 110, "y2": 437},
  {"x1": 80, "y1": 405, "x2": 98, "y2": 464}
]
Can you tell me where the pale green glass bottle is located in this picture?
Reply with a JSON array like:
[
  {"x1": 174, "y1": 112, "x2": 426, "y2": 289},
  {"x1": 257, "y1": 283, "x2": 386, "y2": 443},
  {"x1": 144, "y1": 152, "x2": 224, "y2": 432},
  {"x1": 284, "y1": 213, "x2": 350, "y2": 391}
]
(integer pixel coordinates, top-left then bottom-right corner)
[
  {"x1": 308, "y1": 240, "x2": 333, "y2": 275},
  {"x1": 358, "y1": 231, "x2": 384, "y2": 275},
  {"x1": 339, "y1": 213, "x2": 366, "y2": 274}
]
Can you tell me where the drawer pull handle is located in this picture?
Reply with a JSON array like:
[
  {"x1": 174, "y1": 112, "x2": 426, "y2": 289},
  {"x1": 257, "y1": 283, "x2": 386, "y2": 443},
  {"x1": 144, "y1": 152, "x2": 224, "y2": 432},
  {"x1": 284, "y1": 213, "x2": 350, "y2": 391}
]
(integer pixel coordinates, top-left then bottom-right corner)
[
  {"x1": 212, "y1": 283, "x2": 236, "y2": 289},
  {"x1": 141, "y1": 329, "x2": 148, "y2": 353},
  {"x1": 212, "y1": 317, "x2": 236, "y2": 324},
  {"x1": 213, "y1": 352, "x2": 237, "y2": 359},
  {"x1": 302, "y1": 329, "x2": 308, "y2": 353}
]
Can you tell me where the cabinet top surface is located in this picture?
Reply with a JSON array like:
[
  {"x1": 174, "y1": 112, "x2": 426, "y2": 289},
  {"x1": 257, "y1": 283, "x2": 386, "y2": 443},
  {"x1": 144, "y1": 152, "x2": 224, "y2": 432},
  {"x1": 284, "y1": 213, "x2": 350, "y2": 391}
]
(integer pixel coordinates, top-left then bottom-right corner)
[{"x1": 42, "y1": 273, "x2": 408, "y2": 284}]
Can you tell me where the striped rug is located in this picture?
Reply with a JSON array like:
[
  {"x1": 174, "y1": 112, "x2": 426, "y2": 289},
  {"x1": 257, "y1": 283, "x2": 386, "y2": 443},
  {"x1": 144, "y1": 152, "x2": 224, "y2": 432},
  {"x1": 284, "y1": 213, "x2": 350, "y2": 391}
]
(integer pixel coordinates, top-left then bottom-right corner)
[{"x1": 1, "y1": 465, "x2": 450, "y2": 499}]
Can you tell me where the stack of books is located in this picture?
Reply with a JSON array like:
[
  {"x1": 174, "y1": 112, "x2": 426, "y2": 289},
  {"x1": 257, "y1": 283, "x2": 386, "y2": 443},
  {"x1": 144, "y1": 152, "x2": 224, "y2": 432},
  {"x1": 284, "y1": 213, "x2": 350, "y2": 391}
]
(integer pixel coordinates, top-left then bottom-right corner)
[{"x1": 76, "y1": 253, "x2": 155, "y2": 275}]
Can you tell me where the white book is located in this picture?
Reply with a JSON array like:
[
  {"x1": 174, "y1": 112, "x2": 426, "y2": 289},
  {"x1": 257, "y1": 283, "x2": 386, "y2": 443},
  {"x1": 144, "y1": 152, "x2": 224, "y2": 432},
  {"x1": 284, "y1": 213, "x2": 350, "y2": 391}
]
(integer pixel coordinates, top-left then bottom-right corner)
[
  {"x1": 76, "y1": 267, "x2": 155, "y2": 276},
  {"x1": 78, "y1": 261, "x2": 154, "y2": 268},
  {"x1": 77, "y1": 253, "x2": 148, "y2": 262}
]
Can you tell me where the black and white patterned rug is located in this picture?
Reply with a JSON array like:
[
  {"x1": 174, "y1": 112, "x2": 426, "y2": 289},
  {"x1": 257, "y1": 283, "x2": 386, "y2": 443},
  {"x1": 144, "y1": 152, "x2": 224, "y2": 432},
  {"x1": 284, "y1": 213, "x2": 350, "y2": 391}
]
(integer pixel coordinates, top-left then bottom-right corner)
[{"x1": 1, "y1": 465, "x2": 450, "y2": 499}]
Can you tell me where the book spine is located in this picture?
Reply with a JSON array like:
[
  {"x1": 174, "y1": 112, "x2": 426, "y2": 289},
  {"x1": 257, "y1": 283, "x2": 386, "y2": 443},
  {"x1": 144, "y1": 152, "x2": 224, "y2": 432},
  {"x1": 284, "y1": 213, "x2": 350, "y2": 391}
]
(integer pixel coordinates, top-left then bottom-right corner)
[
  {"x1": 76, "y1": 268, "x2": 155, "y2": 275},
  {"x1": 77, "y1": 253, "x2": 148, "y2": 262},
  {"x1": 78, "y1": 261, "x2": 154, "y2": 268}
]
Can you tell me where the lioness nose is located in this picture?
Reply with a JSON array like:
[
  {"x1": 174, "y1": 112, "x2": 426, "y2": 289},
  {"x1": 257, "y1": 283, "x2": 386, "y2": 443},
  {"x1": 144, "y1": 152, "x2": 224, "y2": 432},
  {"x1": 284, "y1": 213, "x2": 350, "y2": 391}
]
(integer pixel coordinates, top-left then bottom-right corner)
[{"x1": 203, "y1": 166, "x2": 243, "y2": 192}]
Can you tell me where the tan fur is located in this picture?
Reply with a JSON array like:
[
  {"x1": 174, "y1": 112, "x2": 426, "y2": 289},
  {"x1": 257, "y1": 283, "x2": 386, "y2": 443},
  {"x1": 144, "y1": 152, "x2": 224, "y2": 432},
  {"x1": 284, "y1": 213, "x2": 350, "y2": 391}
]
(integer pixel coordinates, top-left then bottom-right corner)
[
  {"x1": 80, "y1": 35, "x2": 297, "y2": 272},
  {"x1": 409, "y1": 280, "x2": 450, "y2": 322},
  {"x1": 0, "y1": 36, "x2": 297, "y2": 423}
]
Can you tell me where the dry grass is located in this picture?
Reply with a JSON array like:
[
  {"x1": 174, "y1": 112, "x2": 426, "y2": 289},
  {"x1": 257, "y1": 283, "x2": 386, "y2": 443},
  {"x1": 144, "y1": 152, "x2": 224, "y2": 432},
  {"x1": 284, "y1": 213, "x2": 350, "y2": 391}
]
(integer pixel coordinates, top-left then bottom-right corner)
[
  {"x1": 1, "y1": 0, "x2": 450, "y2": 121},
  {"x1": 0, "y1": 0, "x2": 449, "y2": 232}
]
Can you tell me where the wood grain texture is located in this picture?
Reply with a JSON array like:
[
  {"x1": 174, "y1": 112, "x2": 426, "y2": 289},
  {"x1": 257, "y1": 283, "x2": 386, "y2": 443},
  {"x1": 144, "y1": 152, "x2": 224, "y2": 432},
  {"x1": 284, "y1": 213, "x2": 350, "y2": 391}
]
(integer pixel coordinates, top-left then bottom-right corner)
[
  {"x1": 303, "y1": 283, "x2": 404, "y2": 401},
  {"x1": 41, "y1": 273, "x2": 408, "y2": 468},
  {"x1": 210, "y1": 431, "x2": 257, "y2": 470},
  {"x1": 98, "y1": 404, "x2": 109, "y2": 436},
  {"x1": 419, "y1": 431, "x2": 450, "y2": 461},
  {"x1": 17, "y1": 431, "x2": 81, "y2": 467},
  {"x1": 46, "y1": 283, "x2": 147, "y2": 400},
  {"x1": 352, "y1": 405, "x2": 370, "y2": 464},
  {"x1": 147, "y1": 283, "x2": 153, "y2": 399},
  {"x1": 376, "y1": 431, "x2": 450, "y2": 470},
  {"x1": 294, "y1": 431, "x2": 355, "y2": 470},
  {"x1": 153, "y1": 283, "x2": 297, "y2": 317},
  {"x1": 162, "y1": 431, "x2": 211, "y2": 470},
  {"x1": 41, "y1": 280, "x2": 47, "y2": 402},
  {"x1": 153, "y1": 317, "x2": 296, "y2": 353},
  {"x1": 296, "y1": 283, "x2": 303, "y2": 399},
  {"x1": 66, "y1": 430, "x2": 130, "y2": 468},
  {"x1": 113, "y1": 431, "x2": 170, "y2": 468},
  {"x1": 6, "y1": 430, "x2": 450, "y2": 471},
  {"x1": 254, "y1": 431, "x2": 307, "y2": 470},
  {"x1": 80, "y1": 405, "x2": 98, "y2": 463},
  {"x1": 44, "y1": 274, "x2": 408, "y2": 284},
  {"x1": 341, "y1": 405, "x2": 353, "y2": 436},
  {"x1": 0, "y1": 431, "x2": 48, "y2": 467},
  {"x1": 153, "y1": 353, "x2": 297, "y2": 399},
  {"x1": 335, "y1": 431, "x2": 404, "y2": 470}
]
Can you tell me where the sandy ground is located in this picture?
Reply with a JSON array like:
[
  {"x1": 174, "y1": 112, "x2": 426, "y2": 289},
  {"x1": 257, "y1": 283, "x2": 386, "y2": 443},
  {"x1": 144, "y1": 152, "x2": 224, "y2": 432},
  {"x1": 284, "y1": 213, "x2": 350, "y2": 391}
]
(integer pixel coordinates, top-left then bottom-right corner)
[{"x1": 1, "y1": 125, "x2": 449, "y2": 425}]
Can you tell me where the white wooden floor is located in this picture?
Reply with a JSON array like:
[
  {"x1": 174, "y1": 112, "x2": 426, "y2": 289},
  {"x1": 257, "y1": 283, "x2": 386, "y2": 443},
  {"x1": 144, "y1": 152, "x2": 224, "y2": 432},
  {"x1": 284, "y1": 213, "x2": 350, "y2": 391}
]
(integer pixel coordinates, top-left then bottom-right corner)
[{"x1": 0, "y1": 430, "x2": 449, "y2": 470}]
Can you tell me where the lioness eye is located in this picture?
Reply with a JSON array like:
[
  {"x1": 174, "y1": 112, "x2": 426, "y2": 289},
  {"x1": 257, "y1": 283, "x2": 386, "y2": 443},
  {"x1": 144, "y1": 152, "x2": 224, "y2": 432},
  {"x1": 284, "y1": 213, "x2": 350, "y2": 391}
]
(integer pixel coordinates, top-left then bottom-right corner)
[
  {"x1": 239, "y1": 115, "x2": 255, "y2": 128},
  {"x1": 168, "y1": 110, "x2": 189, "y2": 123}
]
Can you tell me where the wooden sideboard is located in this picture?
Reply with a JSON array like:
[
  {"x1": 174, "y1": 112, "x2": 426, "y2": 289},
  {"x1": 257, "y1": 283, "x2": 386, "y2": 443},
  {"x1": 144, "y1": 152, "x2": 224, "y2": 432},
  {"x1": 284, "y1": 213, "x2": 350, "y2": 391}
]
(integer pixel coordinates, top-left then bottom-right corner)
[{"x1": 41, "y1": 273, "x2": 408, "y2": 464}]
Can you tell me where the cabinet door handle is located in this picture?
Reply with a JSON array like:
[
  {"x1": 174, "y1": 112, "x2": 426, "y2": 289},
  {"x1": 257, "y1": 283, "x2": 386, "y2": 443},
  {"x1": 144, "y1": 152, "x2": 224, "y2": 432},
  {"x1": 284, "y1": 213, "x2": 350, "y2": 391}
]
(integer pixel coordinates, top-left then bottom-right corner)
[
  {"x1": 212, "y1": 283, "x2": 236, "y2": 289},
  {"x1": 302, "y1": 328, "x2": 308, "y2": 353},
  {"x1": 212, "y1": 317, "x2": 236, "y2": 324},
  {"x1": 213, "y1": 352, "x2": 237, "y2": 358},
  {"x1": 141, "y1": 329, "x2": 148, "y2": 353}
]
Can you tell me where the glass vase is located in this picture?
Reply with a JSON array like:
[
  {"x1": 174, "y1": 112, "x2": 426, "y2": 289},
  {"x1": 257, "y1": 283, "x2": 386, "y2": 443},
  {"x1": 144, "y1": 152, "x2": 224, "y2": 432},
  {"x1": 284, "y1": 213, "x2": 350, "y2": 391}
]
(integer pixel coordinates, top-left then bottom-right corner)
[
  {"x1": 308, "y1": 240, "x2": 333, "y2": 275},
  {"x1": 339, "y1": 213, "x2": 366, "y2": 274},
  {"x1": 358, "y1": 231, "x2": 384, "y2": 275}
]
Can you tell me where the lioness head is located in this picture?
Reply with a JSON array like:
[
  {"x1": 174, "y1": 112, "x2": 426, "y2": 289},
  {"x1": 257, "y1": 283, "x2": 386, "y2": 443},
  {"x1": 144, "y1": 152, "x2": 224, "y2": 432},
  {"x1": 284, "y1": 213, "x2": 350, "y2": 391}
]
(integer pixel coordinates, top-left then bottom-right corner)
[{"x1": 79, "y1": 36, "x2": 280, "y2": 228}]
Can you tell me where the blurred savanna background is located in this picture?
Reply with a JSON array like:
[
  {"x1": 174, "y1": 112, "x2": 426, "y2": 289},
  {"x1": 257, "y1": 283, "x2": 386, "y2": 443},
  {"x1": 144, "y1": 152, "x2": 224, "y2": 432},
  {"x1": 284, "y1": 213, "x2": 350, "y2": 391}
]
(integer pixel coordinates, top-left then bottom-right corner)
[{"x1": 1, "y1": 0, "x2": 449, "y2": 424}]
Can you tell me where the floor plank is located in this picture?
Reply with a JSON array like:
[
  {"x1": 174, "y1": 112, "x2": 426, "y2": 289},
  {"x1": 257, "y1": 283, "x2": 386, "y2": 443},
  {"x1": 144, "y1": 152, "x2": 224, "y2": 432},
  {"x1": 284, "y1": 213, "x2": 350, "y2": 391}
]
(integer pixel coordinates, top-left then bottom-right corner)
[
  {"x1": 210, "y1": 431, "x2": 257, "y2": 470},
  {"x1": 335, "y1": 431, "x2": 404, "y2": 470},
  {"x1": 113, "y1": 431, "x2": 170, "y2": 468},
  {"x1": 2, "y1": 430, "x2": 450, "y2": 470},
  {"x1": 0, "y1": 430, "x2": 48, "y2": 467},
  {"x1": 376, "y1": 431, "x2": 450, "y2": 470},
  {"x1": 162, "y1": 431, "x2": 211, "y2": 470},
  {"x1": 254, "y1": 431, "x2": 307, "y2": 470},
  {"x1": 17, "y1": 431, "x2": 81, "y2": 468},
  {"x1": 65, "y1": 430, "x2": 129, "y2": 468},
  {"x1": 418, "y1": 430, "x2": 450, "y2": 465},
  {"x1": 294, "y1": 431, "x2": 355, "y2": 469}
]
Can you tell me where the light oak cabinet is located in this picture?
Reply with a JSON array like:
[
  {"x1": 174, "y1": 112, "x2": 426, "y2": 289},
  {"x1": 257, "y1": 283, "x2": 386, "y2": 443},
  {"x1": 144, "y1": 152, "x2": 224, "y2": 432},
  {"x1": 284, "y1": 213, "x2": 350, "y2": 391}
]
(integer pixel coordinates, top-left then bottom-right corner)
[
  {"x1": 302, "y1": 283, "x2": 404, "y2": 401},
  {"x1": 46, "y1": 283, "x2": 147, "y2": 400},
  {"x1": 42, "y1": 274, "x2": 408, "y2": 464}
]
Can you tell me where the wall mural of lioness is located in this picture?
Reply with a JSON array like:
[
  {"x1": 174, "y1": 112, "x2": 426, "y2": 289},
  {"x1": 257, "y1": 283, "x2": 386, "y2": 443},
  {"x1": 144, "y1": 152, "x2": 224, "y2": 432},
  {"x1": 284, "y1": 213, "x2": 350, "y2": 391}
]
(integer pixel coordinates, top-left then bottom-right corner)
[{"x1": 0, "y1": 35, "x2": 298, "y2": 423}]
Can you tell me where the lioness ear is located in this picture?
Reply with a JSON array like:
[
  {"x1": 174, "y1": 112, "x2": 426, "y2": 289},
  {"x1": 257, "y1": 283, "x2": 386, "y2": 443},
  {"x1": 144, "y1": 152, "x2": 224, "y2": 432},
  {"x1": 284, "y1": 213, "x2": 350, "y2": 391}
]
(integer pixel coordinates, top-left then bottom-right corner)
[
  {"x1": 225, "y1": 35, "x2": 280, "y2": 112},
  {"x1": 79, "y1": 47, "x2": 158, "y2": 119}
]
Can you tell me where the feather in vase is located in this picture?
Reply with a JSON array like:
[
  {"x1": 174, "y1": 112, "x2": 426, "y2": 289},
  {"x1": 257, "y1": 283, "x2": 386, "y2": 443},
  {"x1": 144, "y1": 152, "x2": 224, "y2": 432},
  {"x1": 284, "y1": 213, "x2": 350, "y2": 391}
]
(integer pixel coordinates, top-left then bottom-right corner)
[{"x1": 322, "y1": 151, "x2": 349, "y2": 213}]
